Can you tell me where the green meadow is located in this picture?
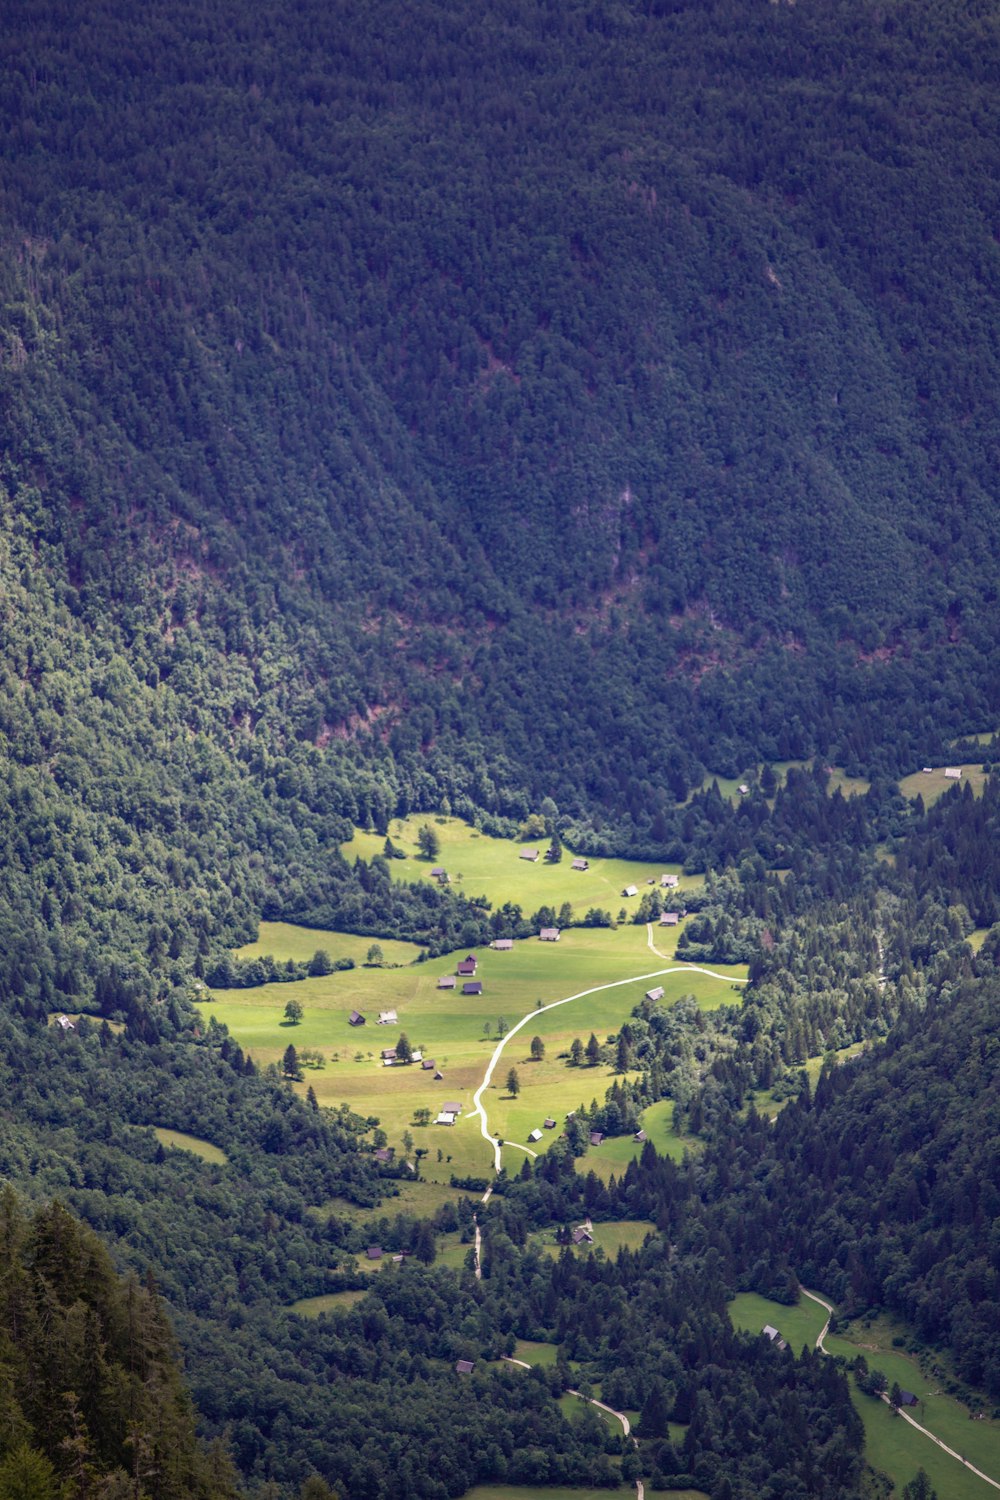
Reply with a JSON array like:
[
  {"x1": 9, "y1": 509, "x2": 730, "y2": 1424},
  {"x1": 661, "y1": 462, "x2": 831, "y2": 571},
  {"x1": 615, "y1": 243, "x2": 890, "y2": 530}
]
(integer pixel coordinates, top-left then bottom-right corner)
[
  {"x1": 729, "y1": 1293, "x2": 1000, "y2": 1499},
  {"x1": 531, "y1": 1221, "x2": 653, "y2": 1261},
  {"x1": 151, "y1": 1128, "x2": 228, "y2": 1165},
  {"x1": 207, "y1": 914, "x2": 746, "y2": 1181},
  {"x1": 689, "y1": 762, "x2": 870, "y2": 807},
  {"x1": 288, "y1": 1290, "x2": 367, "y2": 1318},
  {"x1": 727, "y1": 1290, "x2": 827, "y2": 1355},
  {"x1": 898, "y1": 764, "x2": 989, "y2": 806},
  {"x1": 342, "y1": 816, "x2": 698, "y2": 917}
]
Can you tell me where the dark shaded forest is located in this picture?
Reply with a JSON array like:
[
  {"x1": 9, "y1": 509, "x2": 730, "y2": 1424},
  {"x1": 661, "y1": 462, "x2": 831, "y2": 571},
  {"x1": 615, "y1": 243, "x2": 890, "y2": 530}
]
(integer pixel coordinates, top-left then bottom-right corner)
[{"x1": 0, "y1": 0, "x2": 999, "y2": 1495}]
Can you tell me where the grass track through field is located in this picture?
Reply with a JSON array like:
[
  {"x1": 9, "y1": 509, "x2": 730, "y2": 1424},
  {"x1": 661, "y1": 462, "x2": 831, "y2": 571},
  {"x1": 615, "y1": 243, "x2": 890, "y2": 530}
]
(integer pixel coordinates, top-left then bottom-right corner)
[{"x1": 473, "y1": 963, "x2": 747, "y2": 1173}]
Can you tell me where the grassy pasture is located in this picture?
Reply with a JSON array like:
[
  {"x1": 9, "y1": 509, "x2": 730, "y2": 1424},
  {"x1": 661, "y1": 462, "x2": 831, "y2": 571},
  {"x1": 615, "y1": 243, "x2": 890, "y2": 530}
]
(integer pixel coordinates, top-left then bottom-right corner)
[
  {"x1": 151, "y1": 1128, "x2": 227, "y2": 1165},
  {"x1": 208, "y1": 920, "x2": 746, "y2": 1181},
  {"x1": 342, "y1": 816, "x2": 698, "y2": 917},
  {"x1": 728, "y1": 1291, "x2": 826, "y2": 1355},
  {"x1": 465, "y1": 1489, "x2": 677, "y2": 1500},
  {"x1": 238, "y1": 922, "x2": 423, "y2": 968},
  {"x1": 578, "y1": 1097, "x2": 697, "y2": 1181},
  {"x1": 688, "y1": 762, "x2": 870, "y2": 806},
  {"x1": 288, "y1": 1290, "x2": 366, "y2": 1318},
  {"x1": 729, "y1": 1294, "x2": 1000, "y2": 1498},
  {"x1": 825, "y1": 1311, "x2": 1000, "y2": 1485},
  {"x1": 531, "y1": 1220, "x2": 652, "y2": 1261},
  {"x1": 898, "y1": 765, "x2": 989, "y2": 806}
]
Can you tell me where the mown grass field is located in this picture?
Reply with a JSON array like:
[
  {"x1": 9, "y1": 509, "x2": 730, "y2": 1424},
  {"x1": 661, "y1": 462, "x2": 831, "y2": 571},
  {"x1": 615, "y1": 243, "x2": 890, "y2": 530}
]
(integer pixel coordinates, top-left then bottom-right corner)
[
  {"x1": 730, "y1": 1294, "x2": 1000, "y2": 1499},
  {"x1": 728, "y1": 1290, "x2": 827, "y2": 1354},
  {"x1": 342, "y1": 816, "x2": 699, "y2": 918},
  {"x1": 578, "y1": 1097, "x2": 697, "y2": 1181},
  {"x1": 207, "y1": 914, "x2": 746, "y2": 1181},
  {"x1": 151, "y1": 1127, "x2": 228, "y2": 1165},
  {"x1": 288, "y1": 1289, "x2": 366, "y2": 1318},
  {"x1": 898, "y1": 764, "x2": 989, "y2": 806},
  {"x1": 530, "y1": 1220, "x2": 653, "y2": 1261}
]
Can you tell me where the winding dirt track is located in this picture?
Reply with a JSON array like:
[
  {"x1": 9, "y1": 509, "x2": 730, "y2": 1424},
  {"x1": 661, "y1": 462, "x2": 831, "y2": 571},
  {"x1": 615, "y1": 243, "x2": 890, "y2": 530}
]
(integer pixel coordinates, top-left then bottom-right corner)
[{"x1": 471, "y1": 957, "x2": 746, "y2": 1172}]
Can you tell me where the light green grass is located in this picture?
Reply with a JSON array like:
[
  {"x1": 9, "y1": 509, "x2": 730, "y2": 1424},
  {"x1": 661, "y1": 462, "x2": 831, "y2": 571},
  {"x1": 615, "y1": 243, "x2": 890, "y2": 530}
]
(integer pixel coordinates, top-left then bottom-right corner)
[
  {"x1": 237, "y1": 922, "x2": 423, "y2": 968},
  {"x1": 728, "y1": 1291, "x2": 826, "y2": 1355},
  {"x1": 532, "y1": 1220, "x2": 652, "y2": 1260},
  {"x1": 151, "y1": 1128, "x2": 227, "y2": 1165},
  {"x1": 49, "y1": 1011, "x2": 124, "y2": 1033},
  {"x1": 288, "y1": 1290, "x2": 366, "y2": 1318},
  {"x1": 579, "y1": 1098, "x2": 696, "y2": 1182},
  {"x1": 729, "y1": 1295, "x2": 1000, "y2": 1497},
  {"x1": 825, "y1": 1312, "x2": 1000, "y2": 1485},
  {"x1": 898, "y1": 765, "x2": 989, "y2": 806},
  {"x1": 968, "y1": 928, "x2": 990, "y2": 953},
  {"x1": 207, "y1": 921, "x2": 746, "y2": 1183},
  {"x1": 689, "y1": 762, "x2": 869, "y2": 806},
  {"x1": 514, "y1": 1340, "x2": 560, "y2": 1368},
  {"x1": 343, "y1": 816, "x2": 698, "y2": 918},
  {"x1": 311, "y1": 1179, "x2": 480, "y2": 1223}
]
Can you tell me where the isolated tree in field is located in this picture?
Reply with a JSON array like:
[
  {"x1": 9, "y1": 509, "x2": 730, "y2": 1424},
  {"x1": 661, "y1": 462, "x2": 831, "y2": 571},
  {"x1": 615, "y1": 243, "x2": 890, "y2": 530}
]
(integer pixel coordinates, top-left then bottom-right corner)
[
  {"x1": 546, "y1": 831, "x2": 562, "y2": 863},
  {"x1": 403, "y1": 1130, "x2": 414, "y2": 1155},
  {"x1": 284, "y1": 997, "x2": 304, "y2": 1025},
  {"x1": 570, "y1": 1037, "x2": 584, "y2": 1066},
  {"x1": 413, "y1": 1106, "x2": 431, "y2": 1126},
  {"x1": 396, "y1": 1032, "x2": 413, "y2": 1064},
  {"x1": 365, "y1": 942, "x2": 384, "y2": 966},
  {"x1": 586, "y1": 1032, "x2": 601, "y2": 1065},
  {"x1": 902, "y1": 1471, "x2": 937, "y2": 1500},
  {"x1": 506, "y1": 1067, "x2": 520, "y2": 1097},
  {"x1": 497, "y1": 1016, "x2": 508, "y2": 1037},
  {"x1": 530, "y1": 1036, "x2": 545, "y2": 1061},
  {"x1": 417, "y1": 824, "x2": 440, "y2": 859},
  {"x1": 889, "y1": 1381, "x2": 902, "y2": 1413},
  {"x1": 282, "y1": 1044, "x2": 300, "y2": 1080}
]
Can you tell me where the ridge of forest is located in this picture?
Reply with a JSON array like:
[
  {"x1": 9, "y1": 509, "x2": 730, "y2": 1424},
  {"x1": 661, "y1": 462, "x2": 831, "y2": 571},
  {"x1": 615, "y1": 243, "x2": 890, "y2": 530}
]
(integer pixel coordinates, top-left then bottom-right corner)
[{"x1": 0, "y1": 0, "x2": 999, "y2": 1496}]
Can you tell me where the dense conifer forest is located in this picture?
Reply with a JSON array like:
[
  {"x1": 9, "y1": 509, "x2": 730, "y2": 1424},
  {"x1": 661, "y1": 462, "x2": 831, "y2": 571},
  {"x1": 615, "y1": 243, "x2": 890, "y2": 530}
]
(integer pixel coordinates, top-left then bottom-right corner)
[{"x1": 0, "y1": 0, "x2": 999, "y2": 1494}]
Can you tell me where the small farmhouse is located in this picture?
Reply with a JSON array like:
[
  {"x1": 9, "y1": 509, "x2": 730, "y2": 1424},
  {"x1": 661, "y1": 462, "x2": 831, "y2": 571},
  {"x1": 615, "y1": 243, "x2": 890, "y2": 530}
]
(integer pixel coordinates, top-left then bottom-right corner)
[
  {"x1": 437, "y1": 975, "x2": 457, "y2": 989},
  {"x1": 435, "y1": 1111, "x2": 457, "y2": 1126},
  {"x1": 659, "y1": 911, "x2": 679, "y2": 926},
  {"x1": 462, "y1": 980, "x2": 483, "y2": 995},
  {"x1": 348, "y1": 1010, "x2": 366, "y2": 1026},
  {"x1": 492, "y1": 938, "x2": 513, "y2": 951},
  {"x1": 455, "y1": 1360, "x2": 474, "y2": 1375},
  {"x1": 430, "y1": 866, "x2": 448, "y2": 881},
  {"x1": 377, "y1": 1008, "x2": 398, "y2": 1024},
  {"x1": 539, "y1": 927, "x2": 560, "y2": 941},
  {"x1": 944, "y1": 767, "x2": 962, "y2": 779},
  {"x1": 645, "y1": 986, "x2": 664, "y2": 1002},
  {"x1": 544, "y1": 1118, "x2": 557, "y2": 1129},
  {"x1": 571, "y1": 857, "x2": 589, "y2": 871},
  {"x1": 366, "y1": 1245, "x2": 382, "y2": 1260},
  {"x1": 519, "y1": 848, "x2": 539, "y2": 862},
  {"x1": 661, "y1": 873, "x2": 678, "y2": 887},
  {"x1": 457, "y1": 955, "x2": 478, "y2": 976},
  {"x1": 589, "y1": 1130, "x2": 604, "y2": 1146},
  {"x1": 381, "y1": 1048, "x2": 397, "y2": 1064},
  {"x1": 528, "y1": 1128, "x2": 543, "y2": 1142},
  {"x1": 622, "y1": 884, "x2": 638, "y2": 897},
  {"x1": 634, "y1": 1129, "x2": 647, "y2": 1143}
]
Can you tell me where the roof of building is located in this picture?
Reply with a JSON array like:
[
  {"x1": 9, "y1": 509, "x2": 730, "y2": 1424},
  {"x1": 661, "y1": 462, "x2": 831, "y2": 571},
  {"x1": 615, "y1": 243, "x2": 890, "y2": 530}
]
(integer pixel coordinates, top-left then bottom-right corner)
[
  {"x1": 623, "y1": 884, "x2": 638, "y2": 896},
  {"x1": 645, "y1": 986, "x2": 664, "y2": 1001},
  {"x1": 520, "y1": 848, "x2": 539, "y2": 860},
  {"x1": 539, "y1": 927, "x2": 560, "y2": 940},
  {"x1": 571, "y1": 858, "x2": 589, "y2": 870},
  {"x1": 443, "y1": 1102, "x2": 462, "y2": 1114},
  {"x1": 492, "y1": 938, "x2": 513, "y2": 950},
  {"x1": 455, "y1": 1359, "x2": 474, "y2": 1374},
  {"x1": 437, "y1": 975, "x2": 457, "y2": 987},
  {"x1": 589, "y1": 1131, "x2": 604, "y2": 1146},
  {"x1": 366, "y1": 1245, "x2": 382, "y2": 1260},
  {"x1": 528, "y1": 1128, "x2": 543, "y2": 1141},
  {"x1": 462, "y1": 980, "x2": 483, "y2": 994},
  {"x1": 349, "y1": 1010, "x2": 365, "y2": 1024}
]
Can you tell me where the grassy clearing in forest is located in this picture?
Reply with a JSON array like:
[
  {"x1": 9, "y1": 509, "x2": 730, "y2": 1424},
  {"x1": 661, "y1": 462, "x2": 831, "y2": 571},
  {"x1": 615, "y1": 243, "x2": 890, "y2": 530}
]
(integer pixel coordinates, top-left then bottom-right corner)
[
  {"x1": 727, "y1": 1291, "x2": 826, "y2": 1354},
  {"x1": 207, "y1": 918, "x2": 746, "y2": 1181},
  {"x1": 342, "y1": 816, "x2": 698, "y2": 918},
  {"x1": 151, "y1": 1128, "x2": 228, "y2": 1165},
  {"x1": 898, "y1": 765, "x2": 988, "y2": 806},
  {"x1": 729, "y1": 1293, "x2": 1000, "y2": 1499},
  {"x1": 288, "y1": 1290, "x2": 366, "y2": 1318}
]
